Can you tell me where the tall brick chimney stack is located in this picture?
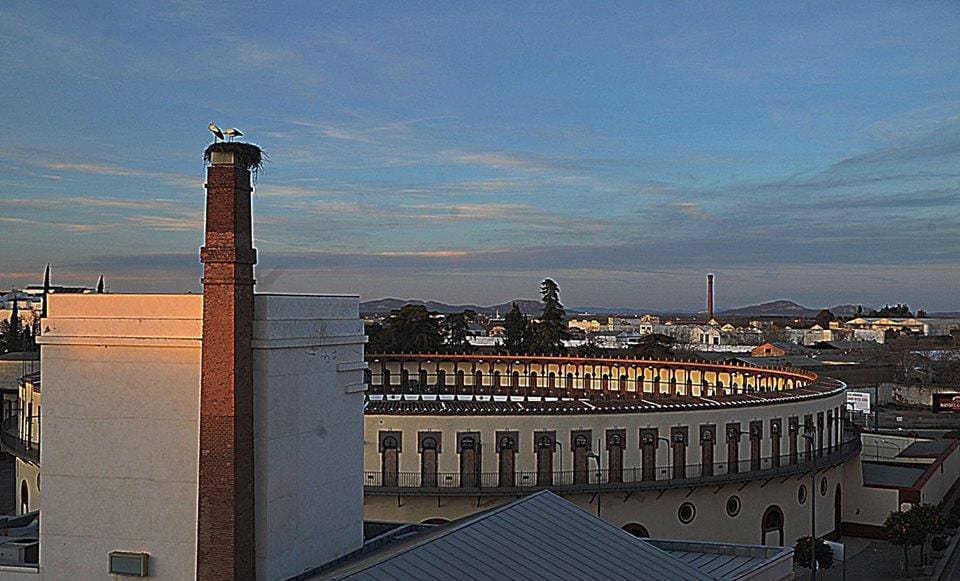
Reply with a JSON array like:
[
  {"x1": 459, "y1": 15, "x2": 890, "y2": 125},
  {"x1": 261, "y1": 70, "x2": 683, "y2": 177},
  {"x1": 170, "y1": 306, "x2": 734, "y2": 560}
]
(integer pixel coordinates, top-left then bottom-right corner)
[
  {"x1": 707, "y1": 273, "x2": 715, "y2": 321},
  {"x1": 197, "y1": 143, "x2": 262, "y2": 580}
]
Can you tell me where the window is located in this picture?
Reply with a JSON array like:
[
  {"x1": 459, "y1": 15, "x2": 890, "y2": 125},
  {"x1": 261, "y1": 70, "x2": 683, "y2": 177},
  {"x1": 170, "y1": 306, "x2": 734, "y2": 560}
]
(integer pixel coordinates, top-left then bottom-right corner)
[
  {"x1": 678, "y1": 502, "x2": 696, "y2": 524},
  {"x1": 798, "y1": 484, "x2": 807, "y2": 505},
  {"x1": 761, "y1": 505, "x2": 785, "y2": 546},
  {"x1": 821, "y1": 476, "x2": 828, "y2": 496},
  {"x1": 726, "y1": 495, "x2": 741, "y2": 517},
  {"x1": 623, "y1": 523, "x2": 650, "y2": 538}
]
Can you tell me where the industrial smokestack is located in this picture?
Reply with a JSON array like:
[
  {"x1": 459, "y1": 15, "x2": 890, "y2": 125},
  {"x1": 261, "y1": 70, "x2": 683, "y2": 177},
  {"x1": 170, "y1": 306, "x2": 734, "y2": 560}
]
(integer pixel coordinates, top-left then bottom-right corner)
[
  {"x1": 197, "y1": 142, "x2": 261, "y2": 580},
  {"x1": 707, "y1": 273, "x2": 715, "y2": 321}
]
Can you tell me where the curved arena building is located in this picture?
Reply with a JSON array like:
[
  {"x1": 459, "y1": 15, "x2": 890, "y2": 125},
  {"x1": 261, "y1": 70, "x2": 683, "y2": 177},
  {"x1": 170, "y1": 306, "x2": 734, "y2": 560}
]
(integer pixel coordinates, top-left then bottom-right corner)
[{"x1": 362, "y1": 354, "x2": 862, "y2": 546}]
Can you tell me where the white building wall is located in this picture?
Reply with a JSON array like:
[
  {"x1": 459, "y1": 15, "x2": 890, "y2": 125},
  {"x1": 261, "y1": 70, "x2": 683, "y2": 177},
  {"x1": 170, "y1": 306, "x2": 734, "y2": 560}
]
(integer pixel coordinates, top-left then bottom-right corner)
[
  {"x1": 34, "y1": 293, "x2": 366, "y2": 580},
  {"x1": 37, "y1": 294, "x2": 203, "y2": 580},
  {"x1": 252, "y1": 294, "x2": 366, "y2": 581}
]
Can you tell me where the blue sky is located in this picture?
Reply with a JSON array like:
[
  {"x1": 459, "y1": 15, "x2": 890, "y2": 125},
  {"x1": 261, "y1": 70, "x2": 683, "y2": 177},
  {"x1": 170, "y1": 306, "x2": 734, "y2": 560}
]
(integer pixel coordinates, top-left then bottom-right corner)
[{"x1": 1, "y1": 2, "x2": 958, "y2": 311}]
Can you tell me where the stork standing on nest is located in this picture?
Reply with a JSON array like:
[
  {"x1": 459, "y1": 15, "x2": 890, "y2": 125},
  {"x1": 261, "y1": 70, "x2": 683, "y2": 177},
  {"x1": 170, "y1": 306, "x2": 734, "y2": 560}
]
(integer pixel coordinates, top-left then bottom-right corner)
[
  {"x1": 208, "y1": 122, "x2": 224, "y2": 143},
  {"x1": 224, "y1": 127, "x2": 243, "y2": 142}
]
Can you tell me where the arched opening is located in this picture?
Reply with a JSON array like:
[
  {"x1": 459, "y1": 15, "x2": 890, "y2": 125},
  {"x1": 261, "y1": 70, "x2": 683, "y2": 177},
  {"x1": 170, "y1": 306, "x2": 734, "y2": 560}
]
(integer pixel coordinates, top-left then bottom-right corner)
[
  {"x1": 623, "y1": 523, "x2": 650, "y2": 538},
  {"x1": 420, "y1": 436, "x2": 438, "y2": 488},
  {"x1": 761, "y1": 505, "x2": 784, "y2": 546},
  {"x1": 19, "y1": 480, "x2": 28, "y2": 514},
  {"x1": 834, "y1": 484, "x2": 842, "y2": 536},
  {"x1": 381, "y1": 435, "x2": 400, "y2": 488},
  {"x1": 422, "y1": 517, "x2": 450, "y2": 525}
]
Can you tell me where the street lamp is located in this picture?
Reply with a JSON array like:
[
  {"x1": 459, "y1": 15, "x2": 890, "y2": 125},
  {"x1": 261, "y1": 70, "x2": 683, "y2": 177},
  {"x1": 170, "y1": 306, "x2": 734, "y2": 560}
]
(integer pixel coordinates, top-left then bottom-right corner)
[
  {"x1": 801, "y1": 429, "x2": 817, "y2": 581},
  {"x1": 586, "y1": 449, "x2": 601, "y2": 518}
]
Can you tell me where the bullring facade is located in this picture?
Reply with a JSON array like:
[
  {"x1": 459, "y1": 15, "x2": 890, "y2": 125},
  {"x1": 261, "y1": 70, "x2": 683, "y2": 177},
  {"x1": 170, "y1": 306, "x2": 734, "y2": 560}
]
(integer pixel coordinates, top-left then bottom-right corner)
[{"x1": 362, "y1": 354, "x2": 860, "y2": 546}]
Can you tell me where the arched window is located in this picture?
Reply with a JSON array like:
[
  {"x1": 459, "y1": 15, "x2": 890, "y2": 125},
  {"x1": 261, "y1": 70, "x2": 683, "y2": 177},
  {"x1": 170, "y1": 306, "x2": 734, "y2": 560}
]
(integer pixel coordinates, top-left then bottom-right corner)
[
  {"x1": 761, "y1": 505, "x2": 785, "y2": 546},
  {"x1": 19, "y1": 480, "x2": 28, "y2": 515},
  {"x1": 583, "y1": 373, "x2": 592, "y2": 390},
  {"x1": 420, "y1": 436, "x2": 439, "y2": 488},
  {"x1": 623, "y1": 523, "x2": 650, "y2": 538},
  {"x1": 565, "y1": 372, "x2": 574, "y2": 390},
  {"x1": 529, "y1": 371, "x2": 538, "y2": 390}
]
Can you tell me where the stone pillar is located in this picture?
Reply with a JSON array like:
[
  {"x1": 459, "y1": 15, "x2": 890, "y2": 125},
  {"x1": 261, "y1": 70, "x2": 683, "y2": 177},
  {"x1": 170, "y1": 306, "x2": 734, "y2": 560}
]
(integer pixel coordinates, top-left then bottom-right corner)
[{"x1": 197, "y1": 143, "x2": 260, "y2": 580}]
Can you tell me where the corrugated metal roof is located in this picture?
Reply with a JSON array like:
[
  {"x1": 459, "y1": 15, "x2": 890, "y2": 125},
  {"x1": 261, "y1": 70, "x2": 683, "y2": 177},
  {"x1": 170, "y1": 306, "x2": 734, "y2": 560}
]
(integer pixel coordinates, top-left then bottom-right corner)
[{"x1": 320, "y1": 491, "x2": 714, "y2": 581}]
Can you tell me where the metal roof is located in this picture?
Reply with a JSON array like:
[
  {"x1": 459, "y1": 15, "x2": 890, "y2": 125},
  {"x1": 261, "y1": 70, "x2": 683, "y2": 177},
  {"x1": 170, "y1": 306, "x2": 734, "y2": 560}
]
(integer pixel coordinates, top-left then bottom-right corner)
[
  {"x1": 647, "y1": 539, "x2": 793, "y2": 580},
  {"x1": 900, "y1": 439, "x2": 956, "y2": 457},
  {"x1": 862, "y1": 462, "x2": 927, "y2": 488},
  {"x1": 319, "y1": 491, "x2": 714, "y2": 581}
]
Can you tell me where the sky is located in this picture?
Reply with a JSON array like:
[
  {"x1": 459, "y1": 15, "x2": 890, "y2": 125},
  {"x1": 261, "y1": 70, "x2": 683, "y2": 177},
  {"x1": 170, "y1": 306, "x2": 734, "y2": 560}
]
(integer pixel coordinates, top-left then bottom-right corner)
[{"x1": 1, "y1": 2, "x2": 958, "y2": 312}]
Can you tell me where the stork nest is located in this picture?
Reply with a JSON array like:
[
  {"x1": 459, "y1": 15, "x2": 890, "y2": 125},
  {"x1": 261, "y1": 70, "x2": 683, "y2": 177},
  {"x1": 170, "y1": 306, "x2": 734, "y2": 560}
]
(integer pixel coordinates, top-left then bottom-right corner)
[{"x1": 203, "y1": 142, "x2": 266, "y2": 180}]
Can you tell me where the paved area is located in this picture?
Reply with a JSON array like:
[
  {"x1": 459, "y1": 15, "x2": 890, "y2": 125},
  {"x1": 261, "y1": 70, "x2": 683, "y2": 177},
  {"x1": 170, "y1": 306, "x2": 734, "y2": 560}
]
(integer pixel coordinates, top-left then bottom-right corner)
[{"x1": 792, "y1": 537, "x2": 906, "y2": 580}]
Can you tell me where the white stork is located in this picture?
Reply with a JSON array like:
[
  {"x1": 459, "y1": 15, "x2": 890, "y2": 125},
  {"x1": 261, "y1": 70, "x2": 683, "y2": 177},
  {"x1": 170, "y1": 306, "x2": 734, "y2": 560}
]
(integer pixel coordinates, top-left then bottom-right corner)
[
  {"x1": 208, "y1": 122, "x2": 224, "y2": 143},
  {"x1": 224, "y1": 127, "x2": 243, "y2": 141}
]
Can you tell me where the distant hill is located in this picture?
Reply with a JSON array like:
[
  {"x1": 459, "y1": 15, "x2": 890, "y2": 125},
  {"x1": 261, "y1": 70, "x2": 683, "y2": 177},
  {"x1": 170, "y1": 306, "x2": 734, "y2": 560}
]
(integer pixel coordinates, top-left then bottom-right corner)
[
  {"x1": 718, "y1": 300, "x2": 818, "y2": 318},
  {"x1": 718, "y1": 301, "x2": 874, "y2": 318},
  {"x1": 361, "y1": 298, "x2": 543, "y2": 317}
]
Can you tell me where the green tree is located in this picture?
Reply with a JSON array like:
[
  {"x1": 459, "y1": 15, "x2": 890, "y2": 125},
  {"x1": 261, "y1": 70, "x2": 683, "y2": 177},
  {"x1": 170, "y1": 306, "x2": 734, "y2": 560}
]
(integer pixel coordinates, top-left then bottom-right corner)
[
  {"x1": 628, "y1": 334, "x2": 676, "y2": 360},
  {"x1": 366, "y1": 321, "x2": 388, "y2": 354},
  {"x1": 1, "y1": 297, "x2": 23, "y2": 354},
  {"x1": 910, "y1": 503, "x2": 944, "y2": 566},
  {"x1": 793, "y1": 536, "x2": 835, "y2": 571},
  {"x1": 814, "y1": 309, "x2": 835, "y2": 329},
  {"x1": 443, "y1": 312, "x2": 474, "y2": 353},
  {"x1": 872, "y1": 304, "x2": 914, "y2": 317},
  {"x1": 577, "y1": 336, "x2": 604, "y2": 358},
  {"x1": 531, "y1": 279, "x2": 568, "y2": 355},
  {"x1": 504, "y1": 303, "x2": 531, "y2": 355},
  {"x1": 379, "y1": 305, "x2": 443, "y2": 353},
  {"x1": 885, "y1": 509, "x2": 924, "y2": 572}
]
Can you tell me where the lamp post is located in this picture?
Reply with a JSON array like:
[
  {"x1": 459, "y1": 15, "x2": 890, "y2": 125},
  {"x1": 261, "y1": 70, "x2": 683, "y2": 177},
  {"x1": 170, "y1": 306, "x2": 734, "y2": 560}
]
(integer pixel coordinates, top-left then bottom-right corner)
[
  {"x1": 586, "y1": 448, "x2": 601, "y2": 518},
  {"x1": 801, "y1": 430, "x2": 817, "y2": 580}
]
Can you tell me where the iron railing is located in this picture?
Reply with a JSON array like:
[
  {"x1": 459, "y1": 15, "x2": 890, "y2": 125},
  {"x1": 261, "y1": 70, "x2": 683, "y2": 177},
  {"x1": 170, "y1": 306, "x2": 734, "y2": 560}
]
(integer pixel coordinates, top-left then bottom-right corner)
[
  {"x1": 0, "y1": 416, "x2": 39, "y2": 465},
  {"x1": 365, "y1": 430, "x2": 862, "y2": 496}
]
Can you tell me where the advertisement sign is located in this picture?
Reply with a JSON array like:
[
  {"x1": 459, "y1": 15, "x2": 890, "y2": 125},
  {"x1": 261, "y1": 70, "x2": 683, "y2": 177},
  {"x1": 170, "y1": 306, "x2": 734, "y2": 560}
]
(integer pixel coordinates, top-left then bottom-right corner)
[
  {"x1": 847, "y1": 391, "x2": 871, "y2": 413},
  {"x1": 932, "y1": 393, "x2": 960, "y2": 414}
]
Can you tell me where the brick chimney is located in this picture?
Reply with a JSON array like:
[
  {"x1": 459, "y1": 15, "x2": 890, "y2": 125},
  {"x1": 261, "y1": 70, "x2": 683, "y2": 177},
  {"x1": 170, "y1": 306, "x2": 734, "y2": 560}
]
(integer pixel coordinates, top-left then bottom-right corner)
[
  {"x1": 197, "y1": 143, "x2": 261, "y2": 580},
  {"x1": 706, "y1": 273, "x2": 715, "y2": 321}
]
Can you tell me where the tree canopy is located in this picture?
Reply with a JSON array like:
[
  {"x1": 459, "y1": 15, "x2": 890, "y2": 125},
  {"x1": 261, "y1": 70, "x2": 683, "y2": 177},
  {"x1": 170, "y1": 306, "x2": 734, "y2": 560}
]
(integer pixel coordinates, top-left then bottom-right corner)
[
  {"x1": 792, "y1": 536, "x2": 834, "y2": 571},
  {"x1": 504, "y1": 303, "x2": 532, "y2": 354},
  {"x1": 442, "y1": 311, "x2": 474, "y2": 353},
  {"x1": 367, "y1": 305, "x2": 443, "y2": 353},
  {"x1": 531, "y1": 278, "x2": 568, "y2": 355}
]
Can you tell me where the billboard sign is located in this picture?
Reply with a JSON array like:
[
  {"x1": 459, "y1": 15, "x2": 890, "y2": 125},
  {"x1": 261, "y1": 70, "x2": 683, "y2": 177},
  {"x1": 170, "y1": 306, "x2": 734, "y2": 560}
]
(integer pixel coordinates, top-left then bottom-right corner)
[
  {"x1": 932, "y1": 393, "x2": 960, "y2": 414},
  {"x1": 847, "y1": 391, "x2": 871, "y2": 413}
]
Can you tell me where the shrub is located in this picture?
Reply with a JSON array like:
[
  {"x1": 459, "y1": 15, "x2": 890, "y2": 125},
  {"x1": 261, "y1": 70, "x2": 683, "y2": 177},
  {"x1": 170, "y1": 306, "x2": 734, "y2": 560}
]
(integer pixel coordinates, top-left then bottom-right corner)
[
  {"x1": 933, "y1": 536, "x2": 949, "y2": 552},
  {"x1": 793, "y1": 536, "x2": 835, "y2": 570}
]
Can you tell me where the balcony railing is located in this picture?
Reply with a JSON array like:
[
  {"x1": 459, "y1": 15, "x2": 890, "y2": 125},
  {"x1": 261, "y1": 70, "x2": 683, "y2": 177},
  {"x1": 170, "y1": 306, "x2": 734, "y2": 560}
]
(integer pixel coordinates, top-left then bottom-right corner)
[
  {"x1": 365, "y1": 430, "x2": 862, "y2": 496},
  {"x1": 0, "y1": 417, "x2": 39, "y2": 465}
]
